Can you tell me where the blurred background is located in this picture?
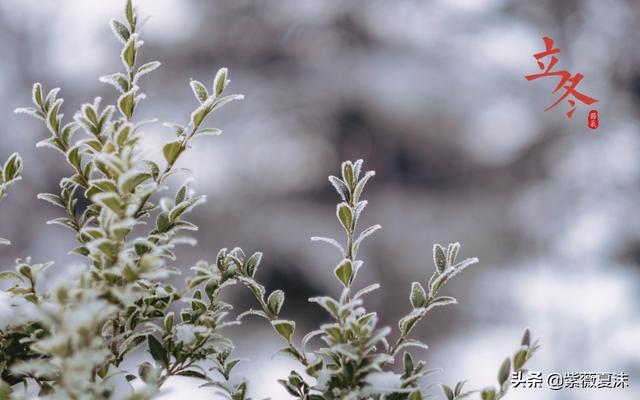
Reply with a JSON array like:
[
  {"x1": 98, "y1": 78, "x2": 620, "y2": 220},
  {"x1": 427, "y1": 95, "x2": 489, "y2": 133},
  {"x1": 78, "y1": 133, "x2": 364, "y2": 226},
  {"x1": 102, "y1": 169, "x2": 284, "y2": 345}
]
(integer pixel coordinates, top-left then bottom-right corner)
[{"x1": 1, "y1": 0, "x2": 639, "y2": 399}]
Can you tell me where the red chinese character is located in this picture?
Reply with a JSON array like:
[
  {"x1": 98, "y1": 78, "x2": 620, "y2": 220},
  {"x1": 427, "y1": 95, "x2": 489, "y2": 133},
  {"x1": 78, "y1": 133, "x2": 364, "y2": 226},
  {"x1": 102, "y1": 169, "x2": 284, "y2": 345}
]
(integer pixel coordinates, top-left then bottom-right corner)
[
  {"x1": 588, "y1": 110, "x2": 599, "y2": 129},
  {"x1": 525, "y1": 36, "x2": 598, "y2": 119}
]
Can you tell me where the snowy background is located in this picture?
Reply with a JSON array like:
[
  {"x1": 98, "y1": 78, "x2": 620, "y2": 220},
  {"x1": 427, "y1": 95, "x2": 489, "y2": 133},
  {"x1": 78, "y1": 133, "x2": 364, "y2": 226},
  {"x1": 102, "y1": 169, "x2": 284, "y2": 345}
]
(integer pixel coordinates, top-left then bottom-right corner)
[{"x1": 1, "y1": 0, "x2": 639, "y2": 399}]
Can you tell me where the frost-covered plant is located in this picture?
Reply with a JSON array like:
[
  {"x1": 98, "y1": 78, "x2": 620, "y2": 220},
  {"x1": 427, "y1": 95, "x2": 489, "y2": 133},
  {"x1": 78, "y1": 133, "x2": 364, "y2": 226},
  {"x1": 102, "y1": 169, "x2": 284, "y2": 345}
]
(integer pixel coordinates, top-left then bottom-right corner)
[
  {"x1": 0, "y1": 1, "x2": 538, "y2": 399},
  {"x1": 6, "y1": 1, "x2": 247, "y2": 398},
  {"x1": 0, "y1": 153, "x2": 22, "y2": 245},
  {"x1": 238, "y1": 161, "x2": 539, "y2": 399}
]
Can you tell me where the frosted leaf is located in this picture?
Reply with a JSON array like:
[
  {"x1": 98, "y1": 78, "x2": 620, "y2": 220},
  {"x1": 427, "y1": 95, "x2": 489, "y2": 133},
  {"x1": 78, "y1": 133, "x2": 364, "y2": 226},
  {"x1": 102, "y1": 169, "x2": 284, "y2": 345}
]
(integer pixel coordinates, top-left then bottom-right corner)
[
  {"x1": 190, "y1": 79, "x2": 209, "y2": 103},
  {"x1": 237, "y1": 309, "x2": 268, "y2": 321},
  {"x1": 426, "y1": 296, "x2": 457, "y2": 312},
  {"x1": 110, "y1": 19, "x2": 130, "y2": 44},
  {"x1": 302, "y1": 329, "x2": 324, "y2": 352},
  {"x1": 353, "y1": 170, "x2": 375, "y2": 202},
  {"x1": 352, "y1": 159, "x2": 364, "y2": 180},
  {"x1": 195, "y1": 128, "x2": 222, "y2": 137},
  {"x1": 395, "y1": 339, "x2": 429, "y2": 353},
  {"x1": 169, "y1": 236, "x2": 198, "y2": 246},
  {"x1": 136, "y1": 61, "x2": 161, "y2": 78},
  {"x1": 13, "y1": 107, "x2": 44, "y2": 120},
  {"x1": 328, "y1": 175, "x2": 349, "y2": 201},
  {"x1": 410, "y1": 282, "x2": 427, "y2": 308},
  {"x1": 99, "y1": 73, "x2": 129, "y2": 93},
  {"x1": 213, "y1": 67, "x2": 228, "y2": 96},
  {"x1": 310, "y1": 236, "x2": 345, "y2": 256},
  {"x1": 44, "y1": 87, "x2": 61, "y2": 108},
  {"x1": 353, "y1": 200, "x2": 368, "y2": 224},
  {"x1": 121, "y1": 34, "x2": 139, "y2": 70},
  {"x1": 353, "y1": 283, "x2": 381, "y2": 299},
  {"x1": 354, "y1": 224, "x2": 381, "y2": 247},
  {"x1": 210, "y1": 94, "x2": 244, "y2": 112},
  {"x1": 32, "y1": 82, "x2": 43, "y2": 107},
  {"x1": 454, "y1": 257, "x2": 479, "y2": 272},
  {"x1": 447, "y1": 242, "x2": 460, "y2": 264}
]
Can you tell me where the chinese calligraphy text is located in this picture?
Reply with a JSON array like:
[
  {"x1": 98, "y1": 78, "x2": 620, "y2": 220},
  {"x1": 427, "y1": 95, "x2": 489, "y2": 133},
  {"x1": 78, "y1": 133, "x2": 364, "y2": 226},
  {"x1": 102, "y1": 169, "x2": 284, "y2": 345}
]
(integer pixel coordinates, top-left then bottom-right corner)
[{"x1": 525, "y1": 36, "x2": 599, "y2": 127}]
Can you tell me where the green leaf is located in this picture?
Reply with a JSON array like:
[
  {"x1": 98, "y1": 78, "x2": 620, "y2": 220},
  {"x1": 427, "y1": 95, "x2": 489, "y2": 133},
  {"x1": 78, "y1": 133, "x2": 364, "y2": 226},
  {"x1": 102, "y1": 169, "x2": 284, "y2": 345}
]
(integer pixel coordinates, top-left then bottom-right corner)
[
  {"x1": 481, "y1": 388, "x2": 496, "y2": 400},
  {"x1": 429, "y1": 273, "x2": 448, "y2": 294},
  {"x1": 336, "y1": 203, "x2": 352, "y2": 232},
  {"x1": 125, "y1": 0, "x2": 134, "y2": 27},
  {"x1": 190, "y1": 80, "x2": 209, "y2": 103},
  {"x1": 498, "y1": 357, "x2": 511, "y2": 385},
  {"x1": 156, "y1": 212, "x2": 172, "y2": 233},
  {"x1": 118, "y1": 91, "x2": 135, "y2": 120},
  {"x1": 168, "y1": 200, "x2": 192, "y2": 222},
  {"x1": 164, "y1": 312, "x2": 174, "y2": 332},
  {"x1": 163, "y1": 140, "x2": 182, "y2": 165},
  {"x1": 408, "y1": 390, "x2": 423, "y2": 400},
  {"x1": 245, "y1": 252, "x2": 262, "y2": 277},
  {"x1": 328, "y1": 175, "x2": 350, "y2": 202},
  {"x1": 352, "y1": 170, "x2": 375, "y2": 203},
  {"x1": 521, "y1": 328, "x2": 531, "y2": 347},
  {"x1": 47, "y1": 217, "x2": 79, "y2": 231},
  {"x1": 454, "y1": 381, "x2": 466, "y2": 396},
  {"x1": 441, "y1": 385, "x2": 454, "y2": 400},
  {"x1": 341, "y1": 161, "x2": 354, "y2": 188},
  {"x1": 447, "y1": 242, "x2": 460, "y2": 265},
  {"x1": 147, "y1": 335, "x2": 168, "y2": 367},
  {"x1": 176, "y1": 370, "x2": 207, "y2": 380},
  {"x1": 71, "y1": 246, "x2": 90, "y2": 257},
  {"x1": 308, "y1": 296, "x2": 340, "y2": 319},
  {"x1": 110, "y1": 19, "x2": 130, "y2": 43},
  {"x1": 190, "y1": 100, "x2": 211, "y2": 127},
  {"x1": 85, "y1": 179, "x2": 118, "y2": 200},
  {"x1": 410, "y1": 282, "x2": 427, "y2": 308},
  {"x1": 427, "y1": 295, "x2": 457, "y2": 310},
  {"x1": 47, "y1": 99, "x2": 62, "y2": 132},
  {"x1": 82, "y1": 104, "x2": 98, "y2": 125},
  {"x1": 119, "y1": 172, "x2": 151, "y2": 193},
  {"x1": 137, "y1": 61, "x2": 161, "y2": 77},
  {"x1": 0, "y1": 271, "x2": 24, "y2": 283},
  {"x1": 513, "y1": 348, "x2": 527, "y2": 370},
  {"x1": 398, "y1": 309, "x2": 423, "y2": 336},
  {"x1": 100, "y1": 73, "x2": 129, "y2": 93},
  {"x1": 122, "y1": 35, "x2": 137, "y2": 69},
  {"x1": 267, "y1": 290, "x2": 285, "y2": 316},
  {"x1": 93, "y1": 193, "x2": 123, "y2": 215},
  {"x1": 66, "y1": 146, "x2": 82, "y2": 171},
  {"x1": 433, "y1": 244, "x2": 447, "y2": 273},
  {"x1": 272, "y1": 320, "x2": 295, "y2": 341},
  {"x1": 32, "y1": 82, "x2": 44, "y2": 107},
  {"x1": 213, "y1": 68, "x2": 228, "y2": 96},
  {"x1": 239, "y1": 277, "x2": 266, "y2": 300},
  {"x1": 95, "y1": 239, "x2": 118, "y2": 259},
  {"x1": 333, "y1": 259, "x2": 353, "y2": 288},
  {"x1": 3, "y1": 153, "x2": 23, "y2": 182},
  {"x1": 17, "y1": 264, "x2": 33, "y2": 281},
  {"x1": 403, "y1": 352, "x2": 414, "y2": 375}
]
